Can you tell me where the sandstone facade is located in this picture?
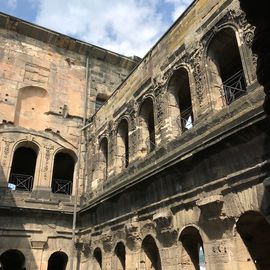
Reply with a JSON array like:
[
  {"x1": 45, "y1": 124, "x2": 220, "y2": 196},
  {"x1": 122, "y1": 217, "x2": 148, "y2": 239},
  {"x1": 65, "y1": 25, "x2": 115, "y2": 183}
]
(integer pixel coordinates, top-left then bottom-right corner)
[{"x1": 0, "y1": 0, "x2": 270, "y2": 269}]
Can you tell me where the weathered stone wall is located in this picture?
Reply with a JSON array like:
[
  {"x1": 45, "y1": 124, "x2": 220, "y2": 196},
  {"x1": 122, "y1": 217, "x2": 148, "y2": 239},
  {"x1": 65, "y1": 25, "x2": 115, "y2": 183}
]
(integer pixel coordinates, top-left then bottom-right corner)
[
  {"x1": 77, "y1": 0, "x2": 270, "y2": 269},
  {"x1": 86, "y1": 0, "x2": 257, "y2": 194},
  {"x1": 0, "y1": 209, "x2": 74, "y2": 270},
  {"x1": 1, "y1": 0, "x2": 270, "y2": 269},
  {"x1": 0, "y1": 12, "x2": 137, "y2": 270},
  {"x1": 0, "y1": 12, "x2": 137, "y2": 196}
]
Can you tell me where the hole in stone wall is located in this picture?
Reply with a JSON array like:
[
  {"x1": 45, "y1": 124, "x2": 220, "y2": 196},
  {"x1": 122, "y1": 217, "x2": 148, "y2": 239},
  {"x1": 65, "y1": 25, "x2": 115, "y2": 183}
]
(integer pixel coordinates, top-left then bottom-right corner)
[
  {"x1": 139, "y1": 98, "x2": 156, "y2": 156},
  {"x1": 93, "y1": 248, "x2": 102, "y2": 270},
  {"x1": 47, "y1": 251, "x2": 68, "y2": 270},
  {"x1": 9, "y1": 145, "x2": 38, "y2": 191},
  {"x1": 207, "y1": 28, "x2": 246, "y2": 106},
  {"x1": 0, "y1": 249, "x2": 26, "y2": 270},
  {"x1": 236, "y1": 211, "x2": 270, "y2": 269},
  {"x1": 168, "y1": 67, "x2": 193, "y2": 134},
  {"x1": 179, "y1": 226, "x2": 205, "y2": 270},
  {"x1": 140, "y1": 235, "x2": 162, "y2": 270},
  {"x1": 51, "y1": 152, "x2": 75, "y2": 195},
  {"x1": 115, "y1": 242, "x2": 126, "y2": 270},
  {"x1": 95, "y1": 95, "x2": 107, "y2": 112}
]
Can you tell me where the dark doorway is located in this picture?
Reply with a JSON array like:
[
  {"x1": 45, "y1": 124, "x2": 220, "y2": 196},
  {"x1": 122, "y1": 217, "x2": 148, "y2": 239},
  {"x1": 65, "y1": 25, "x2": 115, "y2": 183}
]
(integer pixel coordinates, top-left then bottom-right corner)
[
  {"x1": 51, "y1": 152, "x2": 75, "y2": 195},
  {"x1": 115, "y1": 242, "x2": 126, "y2": 270},
  {"x1": 236, "y1": 211, "x2": 270, "y2": 269},
  {"x1": 0, "y1": 249, "x2": 26, "y2": 270},
  {"x1": 139, "y1": 98, "x2": 156, "y2": 156},
  {"x1": 168, "y1": 67, "x2": 193, "y2": 134},
  {"x1": 141, "y1": 235, "x2": 162, "y2": 270},
  {"x1": 179, "y1": 226, "x2": 205, "y2": 270},
  {"x1": 47, "y1": 251, "x2": 68, "y2": 270},
  {"x1": 9, "y1": 146, "x2": 38, "y2": 191},
  {"x1": 207, "y1": 27, "x2": 246, "y2": 105},
  {"x1": 93, "y1": 248, "x2": 102, "y2": 270}
]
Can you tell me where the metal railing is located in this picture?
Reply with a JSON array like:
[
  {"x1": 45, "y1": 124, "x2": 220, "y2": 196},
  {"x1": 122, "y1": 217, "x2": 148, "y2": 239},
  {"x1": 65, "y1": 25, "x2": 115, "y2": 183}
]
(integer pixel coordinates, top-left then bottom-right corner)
[
  {"x1": 221, "y1": 70, "x2": 246, "y2": 105},
  {"x1": 176, "y1": 106, "x2": 193, "y2": 132},
  {"x1": 52, "y1": 178, "x2": 72, "y2": 195},
  {"x1": 8, "y1": 173, "x2": 33, "y2": 191}
]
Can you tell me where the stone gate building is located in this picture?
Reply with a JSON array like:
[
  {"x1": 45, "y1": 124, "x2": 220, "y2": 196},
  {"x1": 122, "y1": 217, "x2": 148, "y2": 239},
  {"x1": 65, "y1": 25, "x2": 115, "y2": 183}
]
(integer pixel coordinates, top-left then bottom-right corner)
[{"x1": 0, "y1": 0, "x2": 270, "y2": 269}]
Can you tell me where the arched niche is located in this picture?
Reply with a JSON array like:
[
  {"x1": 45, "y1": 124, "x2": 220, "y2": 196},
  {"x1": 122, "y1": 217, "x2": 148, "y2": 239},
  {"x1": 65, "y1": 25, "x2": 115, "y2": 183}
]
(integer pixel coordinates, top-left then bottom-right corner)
[
  {"x1": 8, "y1": 142, "x2": 39, "y2": 191},
  {"x1": 47, "y1": 251, "x2": 68, "y2": 270},
  {"x1": 236, "y1": 211, "x2": 270, "y2": 269},
  {"x1": 207, "y1": 27, "x2": 246, "y2": 109},
  {"x1": 114, "y1": 242, "x2": 126, "y2": 270},
  {"x1": 0, "y1": 249, "x2": 26, "y2": 270},
  {"x1": 138, "y1": 98, "x2": 156, "y2": 157},
  {"x1": 116, "y1": 119, "x2": 129, "y2": 173},
  {"x1": 93, "y1": 248, "x2": 102, "y2": 270},
  {"x1": 140, "y1": 235, "x2": 162, "y2": 270},
  {"x1": 51, "y1": 150, "x2": 76, "y2": 195},
  {"x1": 168, "y1": 67, "x2": 194, "y2": 136},
  {"x1": 179, "y1": 226, "x2": 205, "y2": 270},
  {"x1": 14, "y1": 86, "x2": 49, "y2": 130}
]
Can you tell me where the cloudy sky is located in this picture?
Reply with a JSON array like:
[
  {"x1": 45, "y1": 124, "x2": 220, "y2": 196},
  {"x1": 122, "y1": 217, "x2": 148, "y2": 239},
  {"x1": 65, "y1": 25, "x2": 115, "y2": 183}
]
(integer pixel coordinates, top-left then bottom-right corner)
[{"x1": 0, "y1": 0, "x2": 192, "y2": 57}]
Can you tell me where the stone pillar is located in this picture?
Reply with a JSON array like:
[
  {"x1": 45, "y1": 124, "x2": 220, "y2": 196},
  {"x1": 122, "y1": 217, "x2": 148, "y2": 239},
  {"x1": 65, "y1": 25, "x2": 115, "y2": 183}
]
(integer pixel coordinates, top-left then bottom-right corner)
[
  {"x1": 108, "y1": 122, "x2": 116, "y2": 178},
  {"x1": 154, "y1": 86, "x2": 171, "y2": 144},
  {"x1": 32, "y1": 144, "x2": 53, "y2": 197},
  {"x1": 0, "y1": 138, "x2": 14, "y2": 188}
]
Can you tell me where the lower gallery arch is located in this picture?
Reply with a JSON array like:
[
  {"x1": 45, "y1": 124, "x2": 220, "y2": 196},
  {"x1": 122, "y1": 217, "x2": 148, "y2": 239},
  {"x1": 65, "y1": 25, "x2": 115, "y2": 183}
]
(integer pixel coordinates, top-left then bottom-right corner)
[
  {"x1": 93, "y1": 248, "x2": 102, "y2": 270},
  {"x1": 140, "y1": 235, "x2": 162, "y2": 270},
  {"x1": 236, "y1": 211, "x2": 270, "y2": 269},
  {"x1": 47, "y1": 251, "x2": 68, "y2": 270},
  {"x1": 179, "y1": 226, "x2": 205, "y2": 270},
  {"x1": 0, "y1": 249, "x2": 26, "y2": 270},
  {"x1": 114, "y1": 242, "x2": 126, "y2": 270}
]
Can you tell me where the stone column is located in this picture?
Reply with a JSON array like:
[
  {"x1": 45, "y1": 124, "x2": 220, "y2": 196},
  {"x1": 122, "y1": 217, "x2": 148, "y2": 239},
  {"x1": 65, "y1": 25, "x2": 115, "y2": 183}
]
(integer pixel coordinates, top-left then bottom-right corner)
[
  {"x1": 32, "y1": 144, "x2": 53, "y2": 198},
  {"x1": 154, "y1": 86, "x2": 171, "y2": 144},
  {"x1": 0, "y1": 138, "x2": 14, "y2": 188}
]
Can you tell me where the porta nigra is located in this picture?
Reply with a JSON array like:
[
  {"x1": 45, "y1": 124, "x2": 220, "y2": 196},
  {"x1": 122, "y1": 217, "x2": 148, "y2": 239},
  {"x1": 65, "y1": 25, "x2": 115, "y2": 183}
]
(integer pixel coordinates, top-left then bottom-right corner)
[{"x1": 0, "y1": 0, "x2": 270, "y2": 269}]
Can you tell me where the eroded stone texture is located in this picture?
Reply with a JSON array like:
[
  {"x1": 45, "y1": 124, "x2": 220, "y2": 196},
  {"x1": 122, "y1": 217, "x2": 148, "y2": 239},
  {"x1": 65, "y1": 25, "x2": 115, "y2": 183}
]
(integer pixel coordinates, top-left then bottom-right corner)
[{"x1": 1, "y1": 0, "x2": 270, "y2": 269}]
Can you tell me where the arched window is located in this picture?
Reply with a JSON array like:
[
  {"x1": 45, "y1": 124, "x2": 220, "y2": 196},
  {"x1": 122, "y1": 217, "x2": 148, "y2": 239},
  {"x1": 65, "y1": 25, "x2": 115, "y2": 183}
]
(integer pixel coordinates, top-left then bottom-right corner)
[
  {"x1": 8, "y1": 143, "x2": 38, "y2": 191},
  {"x1": 93, "y1": 248, "x2": 102, "y2": 270},
  {"x1": 115, "y1": 242, "x2": 126, "y2": 270},
  {"x1": 179, "y1": 226, "x2": 205, "y2": 270},
  {"x1": 99, "y1": 138, "x2": 109, "y2": 180},
  {"x1": 14, "y1": 86, "x2": 49, "y2": 130},
  {"x1": 140, "y1": 235, "x2": 162, "y2": 270},
  {"x1": 207, "y1": 28, "x2": 246, "y2": 108},
  {"x1": 0, "y1": 249, "x2": 26, "y2": 270},
  {"x1": 95, "y1": 95, "x2": 107, "y2": 112},
  {"x1": 168, "y1": 67, "x2": 193, "y2": 135},
  {"x1": 51, "y1": 152, "x2": 75, "y2": 195},
  {"x1": 116, "y1": 119, "x2": 129, "y2": 173},
  {"x1": 139, "y1": 98, "x2": 155, "y2": 157},
  {"x1": 236, "y1": 211, "x2": 270, "y2": 269},
  {"x1": 47, "y1": 251, "x2": 68, "y2": 270}
]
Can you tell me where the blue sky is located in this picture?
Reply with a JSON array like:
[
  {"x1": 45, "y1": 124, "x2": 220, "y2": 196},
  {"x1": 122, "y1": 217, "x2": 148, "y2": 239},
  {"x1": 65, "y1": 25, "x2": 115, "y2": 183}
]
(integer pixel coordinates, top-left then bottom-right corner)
[{"x1": 0, "y1": 0, "x2": 192, "y2": 57}]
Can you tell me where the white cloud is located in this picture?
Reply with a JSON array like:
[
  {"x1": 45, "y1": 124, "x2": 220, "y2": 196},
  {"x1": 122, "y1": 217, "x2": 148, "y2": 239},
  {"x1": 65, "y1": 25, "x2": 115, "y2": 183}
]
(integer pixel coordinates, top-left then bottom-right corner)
[
  {"x1": 34, "y1": 0, "x2": 169, "y2": 57},
  {"x1": 7, "y1": 0, "x2": 17, "y2": 9},
  {"x1": 166, "y1": 0, "x2": 193, "y2": 21}
]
